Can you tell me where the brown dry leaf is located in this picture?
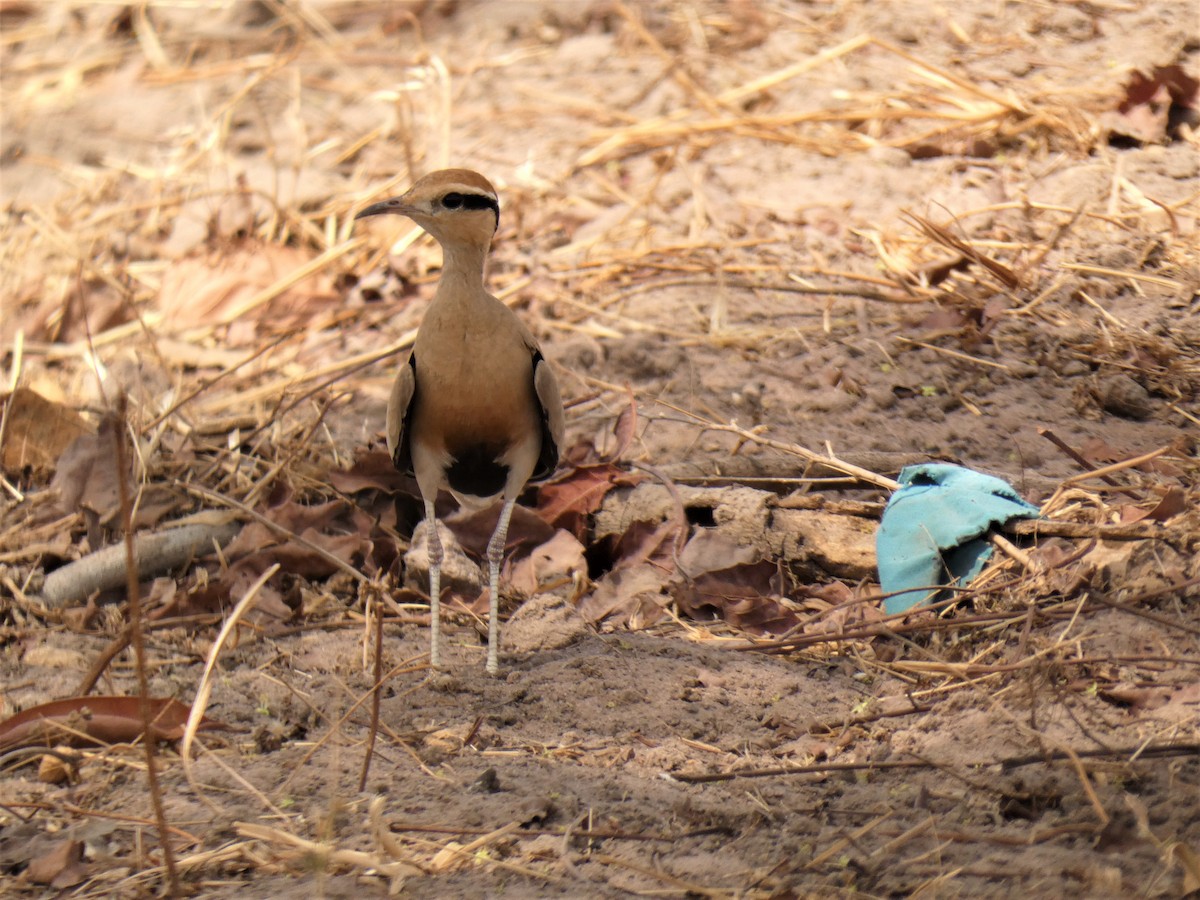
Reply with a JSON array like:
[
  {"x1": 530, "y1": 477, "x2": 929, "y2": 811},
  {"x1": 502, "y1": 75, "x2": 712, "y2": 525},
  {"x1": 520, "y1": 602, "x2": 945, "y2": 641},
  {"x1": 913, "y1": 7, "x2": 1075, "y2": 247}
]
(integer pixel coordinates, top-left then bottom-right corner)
[
  {"x1": 328, "y1": 449, "x2": 412, "y2": 494},
  {"x1": 606, "y1": 390, "x2": 638, "y2": 462},
  {"x1": 157, "y1": 241, "x2": 335, "y2": 331},
  {"x1": 0, "y1": 696, "x2": 228, "y2": 751},
  {"x1": 0, "y1": 388, "x2": 92, "y2": 480},
  {"x1": 23, "y1": 839, "x2": 86, "y2": 888},
  {"x1": 537, "y1": 461, "x2": 642, "y2": 538},
  {"x1": 1144, "y1": 682, "x2": 1200, "y2": 725},
  {"x1": 671, "y1": 531, "x2": 860, "y2": 636},
  {"x1": 672, "y1": 530, "x2": 800, "y2": 634},
  {"x1": 577, "y1": 564, "x2": 671, "y2": 628},
  {"x1": 149, "y1": 579, "x2": 227, "y2": 621},
  {"x1": 49, "y1": 415, "x2": 130, "y2": 522},
  {"x1": 508, "y1": 529, "x2": 587, "y2": 597},
  {"x1": 447, "y1": 503, "x2": 556, "y2": 561},
  {"x1": 674, "y1": 560, "x2": 799, "y2": 635},
  {"x1": 1106, "y1": 64, "x2": 1200, "y2": 143},
  {"x1": 1117, "y1": 485, "x2": 1187, "y2": 524}
]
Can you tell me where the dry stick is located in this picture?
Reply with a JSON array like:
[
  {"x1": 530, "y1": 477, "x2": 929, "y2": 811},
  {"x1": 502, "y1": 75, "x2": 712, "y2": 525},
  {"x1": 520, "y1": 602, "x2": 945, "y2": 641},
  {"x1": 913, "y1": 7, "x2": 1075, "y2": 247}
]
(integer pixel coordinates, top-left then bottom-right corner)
[
  {"x1": 235, "y1": 821, "x2": 425, "y2": 883},
  {"x1": 180, "y1": 563, "x2": 280, "y2": 815},
  {"x1": 6, "y1": 801, "x2": 203, "y2": 846},
  {"x1": 1061, "y1": 444, "x2": 1172, "y2": 486},
  {"x1": 75, "y1": 614, "x2": 224, "y2": 697},
  {"x1": 180, "y1": 482, "x2": 369, "y2": 584},
  {"x1": 113, "y1": 396, "x2": 180, "y2": 896},
  {"x1": 1037, "y1": 427, "x2": 1145, "y2": 500},
  {"x1": 357, "y1": 587, "x2": 384, "y2": 793},
  {"x1": 706, "y1": 420, "x2": 899, "y2": 491},
  {"x1": 1004, "y1": 518, "x2": 1175, "y2": 542},
  {"x1": 38, "y1": 521, "x2": 241, "y2": 609},
  {"x1": 1086, "y1": 577, "x2": 1200, "y2": 637},
  {"x1": 670, "y1": 743, "x2": 1200, "y2": 785}
]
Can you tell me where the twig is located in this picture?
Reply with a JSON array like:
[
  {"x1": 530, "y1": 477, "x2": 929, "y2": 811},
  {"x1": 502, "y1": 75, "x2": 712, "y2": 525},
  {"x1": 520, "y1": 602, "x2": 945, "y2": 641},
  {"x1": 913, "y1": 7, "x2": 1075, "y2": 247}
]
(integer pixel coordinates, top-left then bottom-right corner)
[
  {"x1": 358, "y1": 585, "x2": 384, "y2": 793},
  {"x1": 670, "y1": 743, "x2": 1200, "y2": 784},
  {"x1": 114, "y1": 395, "x2": 179, "y2": 895},
  {"x1": 38, "y1": 521, "x2": 241, "y2": 609}
]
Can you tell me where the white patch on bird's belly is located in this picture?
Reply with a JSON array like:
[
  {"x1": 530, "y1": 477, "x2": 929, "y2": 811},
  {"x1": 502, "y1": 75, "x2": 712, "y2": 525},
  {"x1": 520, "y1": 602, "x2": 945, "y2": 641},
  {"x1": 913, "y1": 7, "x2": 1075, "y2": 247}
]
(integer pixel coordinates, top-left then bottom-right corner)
[{"x1": 449, "y1": 488, "x2": 504, "y2": 510}]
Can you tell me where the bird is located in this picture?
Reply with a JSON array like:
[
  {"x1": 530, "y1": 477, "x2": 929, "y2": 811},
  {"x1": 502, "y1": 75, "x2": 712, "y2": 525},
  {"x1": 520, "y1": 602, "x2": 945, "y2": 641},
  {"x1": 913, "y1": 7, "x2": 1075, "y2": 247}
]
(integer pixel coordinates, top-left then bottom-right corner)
[{"x1": 355, "y1": 169, "x2": 565, "y2": 675}]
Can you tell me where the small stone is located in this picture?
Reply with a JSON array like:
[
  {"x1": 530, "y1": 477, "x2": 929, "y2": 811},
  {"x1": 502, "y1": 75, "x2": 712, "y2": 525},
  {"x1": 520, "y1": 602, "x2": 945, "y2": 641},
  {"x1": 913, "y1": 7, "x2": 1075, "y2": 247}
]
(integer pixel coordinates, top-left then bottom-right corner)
[
  {"x1": 867, "y1": 145, "x2": 912, "y2": 168},
  {"x1": 1097, "y1": 375, "x2": 1153, "y2": 420}
]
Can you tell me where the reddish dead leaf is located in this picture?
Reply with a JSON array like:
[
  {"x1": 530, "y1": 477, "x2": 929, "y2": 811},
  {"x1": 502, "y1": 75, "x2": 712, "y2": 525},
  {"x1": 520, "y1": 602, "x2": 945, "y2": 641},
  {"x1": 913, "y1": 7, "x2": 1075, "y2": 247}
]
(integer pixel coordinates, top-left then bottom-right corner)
[
  {"x1": 577, "y1": 516, "x2": 686, "y2": 628},
  {"x1": 1099, "y1": 683, "x2": 1176, "y2": 712},
  {"x1": 796, "y1": 583, "x2": 883, "y2": 639},
  {"x1": 23, "y1": 839, "x2": 87, "y2": 888},
  {"x1": 614, "y1": 517, "x2": 686, "y2": 572},
  {"x1": 1118, "y1": 485, "x2": 1187, "y2": 524},
  {"x1": 1107, "y1": 64, "x2": 1200, "y2": 143},
  {"x1": 0, "y1": 696, "x2": 228, "y2": 751},
  {"x1": 447, "y1": 503, "x2": 556, "y2": 560},
  {"x1": 0, "y1": 388, "x2": 91, "y2": 481},
  {"x1": 673, "y1": 531, "x2": 800, "y2": 635},
  {"x1": 537, "y1": 462, "x2": 642, "y2": 538},
  {"x1": 916, "y1": 305, "x2": 972, "y2": 333},
  {"x1": 674, "y1": 559, "x2": 800, "y2": 635},
  {"x1": 606, "y1": 389, "x2": 638, "y2": 462},
  {"x1": 328, "y1": 448, "x2": 413, "y2": 494}
]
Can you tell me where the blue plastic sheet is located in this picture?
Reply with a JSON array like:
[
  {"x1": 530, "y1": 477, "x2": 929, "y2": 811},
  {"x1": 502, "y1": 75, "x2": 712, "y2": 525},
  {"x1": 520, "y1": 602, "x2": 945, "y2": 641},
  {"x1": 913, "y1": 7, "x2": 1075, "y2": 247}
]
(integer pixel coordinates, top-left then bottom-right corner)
[{"x1": 877, "y1": 464, "x2": 1041, "y2": 614}]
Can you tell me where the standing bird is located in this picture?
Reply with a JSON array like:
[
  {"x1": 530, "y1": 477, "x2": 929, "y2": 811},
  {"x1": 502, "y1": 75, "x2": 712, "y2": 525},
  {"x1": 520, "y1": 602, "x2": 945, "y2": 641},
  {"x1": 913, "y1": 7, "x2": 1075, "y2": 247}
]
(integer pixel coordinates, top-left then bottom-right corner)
[{"x1": 356, "y1": 169, "x2": 564, "y2": 675}]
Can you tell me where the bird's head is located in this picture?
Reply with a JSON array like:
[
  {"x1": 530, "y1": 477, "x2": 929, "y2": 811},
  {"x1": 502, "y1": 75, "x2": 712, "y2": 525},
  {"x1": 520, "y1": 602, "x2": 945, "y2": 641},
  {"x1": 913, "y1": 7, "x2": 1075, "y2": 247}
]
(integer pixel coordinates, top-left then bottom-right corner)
[{"x1": 356, "y1": 168, "x2": 499, "y2": 249}]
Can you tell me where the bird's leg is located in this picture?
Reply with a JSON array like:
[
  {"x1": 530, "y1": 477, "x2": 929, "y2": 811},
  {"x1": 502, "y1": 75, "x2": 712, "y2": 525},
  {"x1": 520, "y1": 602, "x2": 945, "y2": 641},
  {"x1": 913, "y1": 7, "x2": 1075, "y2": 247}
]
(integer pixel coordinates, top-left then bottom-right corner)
[
  {"x1": 485, "y1": 499, "x2": 517, "y2": 675},
  {"x1": 424, "y1": 498, "x2": 443, "y2": 670}
]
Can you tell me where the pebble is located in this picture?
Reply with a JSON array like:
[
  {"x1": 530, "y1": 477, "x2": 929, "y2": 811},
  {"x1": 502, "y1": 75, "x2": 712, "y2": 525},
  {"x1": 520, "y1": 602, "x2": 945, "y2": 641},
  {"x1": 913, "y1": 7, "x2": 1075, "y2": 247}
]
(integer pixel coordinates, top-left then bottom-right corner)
[{"x1": 1097, "y1": 374, "x2": 1154, "y2": 419}]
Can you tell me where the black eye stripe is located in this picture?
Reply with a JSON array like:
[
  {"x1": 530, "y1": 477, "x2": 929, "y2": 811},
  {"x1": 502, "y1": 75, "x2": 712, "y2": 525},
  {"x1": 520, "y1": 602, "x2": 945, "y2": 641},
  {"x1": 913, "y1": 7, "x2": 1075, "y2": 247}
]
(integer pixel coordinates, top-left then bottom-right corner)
[{"x1": 441, "y1": 191, "x2": 499, "y2": 218}]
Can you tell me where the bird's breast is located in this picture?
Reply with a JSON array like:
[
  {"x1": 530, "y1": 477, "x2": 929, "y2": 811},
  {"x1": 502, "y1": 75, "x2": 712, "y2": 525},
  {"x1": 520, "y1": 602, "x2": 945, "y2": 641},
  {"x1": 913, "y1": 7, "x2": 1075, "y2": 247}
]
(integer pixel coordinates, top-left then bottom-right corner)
[{"x1": 410, "y1": 323, "x2": 541, "y2": 498}]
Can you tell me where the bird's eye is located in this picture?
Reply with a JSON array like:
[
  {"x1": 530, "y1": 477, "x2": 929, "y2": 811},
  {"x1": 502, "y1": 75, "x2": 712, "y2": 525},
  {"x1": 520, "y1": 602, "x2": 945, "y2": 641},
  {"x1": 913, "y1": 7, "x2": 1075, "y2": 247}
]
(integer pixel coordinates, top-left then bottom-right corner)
[{"x1": 441, "y1": 192, "x2": 463, "y2": 209}]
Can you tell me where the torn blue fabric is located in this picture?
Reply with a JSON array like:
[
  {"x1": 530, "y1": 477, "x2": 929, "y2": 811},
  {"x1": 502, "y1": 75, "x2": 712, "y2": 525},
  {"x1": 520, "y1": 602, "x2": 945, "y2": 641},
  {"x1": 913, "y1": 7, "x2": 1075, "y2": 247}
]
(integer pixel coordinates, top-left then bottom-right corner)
[{"x1": 877, "y1": 464, "x2": 1041, "y2": 614}]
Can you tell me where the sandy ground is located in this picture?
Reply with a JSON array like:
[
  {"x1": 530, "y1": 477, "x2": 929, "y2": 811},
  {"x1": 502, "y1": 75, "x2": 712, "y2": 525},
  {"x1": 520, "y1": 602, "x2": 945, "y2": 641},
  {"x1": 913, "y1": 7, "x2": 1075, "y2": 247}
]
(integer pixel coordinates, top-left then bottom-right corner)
[{"x1": 2, "y1": 1, "x2": 1199, "y2": 897}]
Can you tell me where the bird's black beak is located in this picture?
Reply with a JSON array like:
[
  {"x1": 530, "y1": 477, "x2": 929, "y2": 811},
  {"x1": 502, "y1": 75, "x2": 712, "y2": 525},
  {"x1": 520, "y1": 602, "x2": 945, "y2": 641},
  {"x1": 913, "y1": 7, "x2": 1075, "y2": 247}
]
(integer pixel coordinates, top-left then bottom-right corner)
[{"x1": 355, "y1": 197, "x2": 412, "y2": 220}]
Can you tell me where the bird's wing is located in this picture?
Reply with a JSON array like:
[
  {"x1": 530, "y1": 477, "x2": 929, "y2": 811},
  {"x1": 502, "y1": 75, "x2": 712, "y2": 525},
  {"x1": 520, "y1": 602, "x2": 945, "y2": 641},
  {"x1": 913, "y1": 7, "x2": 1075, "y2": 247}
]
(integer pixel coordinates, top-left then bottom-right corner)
[
  {"x1": 531, "y1": 349, "x2": 564, "y2": 480},
  {"x1": 386, "y1": 352, "x2": 417, "y2": 473}
]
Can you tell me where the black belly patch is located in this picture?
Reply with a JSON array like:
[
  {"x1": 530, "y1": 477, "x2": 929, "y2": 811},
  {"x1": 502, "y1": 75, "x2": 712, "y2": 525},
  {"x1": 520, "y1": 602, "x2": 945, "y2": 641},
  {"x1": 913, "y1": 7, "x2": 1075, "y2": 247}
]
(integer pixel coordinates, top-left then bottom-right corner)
[{"x1": 446, "y1": 445, "x2": 509, "y2": 497}]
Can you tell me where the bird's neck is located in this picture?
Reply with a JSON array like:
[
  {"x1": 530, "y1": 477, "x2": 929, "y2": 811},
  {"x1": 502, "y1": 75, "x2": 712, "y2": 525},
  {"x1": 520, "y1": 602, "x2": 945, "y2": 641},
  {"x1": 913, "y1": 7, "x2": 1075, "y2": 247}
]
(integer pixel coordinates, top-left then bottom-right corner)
[{"x1": 436, "y1": 242, "x2": 489, "y2": 304}]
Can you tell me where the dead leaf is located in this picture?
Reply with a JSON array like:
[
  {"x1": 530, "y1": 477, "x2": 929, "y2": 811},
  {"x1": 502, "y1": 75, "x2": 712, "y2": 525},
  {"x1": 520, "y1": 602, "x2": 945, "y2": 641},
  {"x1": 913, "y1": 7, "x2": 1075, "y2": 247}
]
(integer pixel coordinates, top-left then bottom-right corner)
[
  {"x1": 537, "y1": 461, "x2": 642, "y2": 538},
  {"x1": 1106, "y1": 64, "x2": 1200, "y2": 143},
  {"x1": 157, "y1": 242, "x2": 336, "y2": 332},
  {"x1": 0, "y1": 696, "x2": 228, "y2": 751},
  {"x1": 1117, "y1": 486, "x2": 1187, "y2": 524},
  {"x1": 674, "y1": 559, "x2": 800, "y2": 635},
  {"x1": 447, "y1": 503, "x2": 556, "y2": 561},
  {"x1": 0, "y1": 388, "x2": 92, "y2": 481},
  {"x1": 606, "y1": 390, "x2": 638, "y2": 462},
  {"x1": 508, "y1": 529, "x2": 587, "y2": 597},
  {"x1": 328, "y1": 449, "x2": 412, "y2": 494},
  {"x1": 23, "y1": 839, "x2": 86, "y2": 888},
  {"x1": 49, "y1": 415, "x2": 130, "y2": 522},
  {"x1": 577, "y1": 564, "x2": 670, "y2": 628}
]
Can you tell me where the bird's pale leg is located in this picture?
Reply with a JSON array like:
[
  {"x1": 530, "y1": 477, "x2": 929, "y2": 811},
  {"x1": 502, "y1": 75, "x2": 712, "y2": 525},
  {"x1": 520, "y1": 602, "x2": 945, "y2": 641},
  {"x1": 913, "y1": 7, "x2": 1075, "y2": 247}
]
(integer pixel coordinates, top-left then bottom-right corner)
[
  {"x1": 424, "y1": 499, "x2": 443, "y2": 670},
  {"x1": 485, "y1": 499, "x2": 517, "y2": 675}
]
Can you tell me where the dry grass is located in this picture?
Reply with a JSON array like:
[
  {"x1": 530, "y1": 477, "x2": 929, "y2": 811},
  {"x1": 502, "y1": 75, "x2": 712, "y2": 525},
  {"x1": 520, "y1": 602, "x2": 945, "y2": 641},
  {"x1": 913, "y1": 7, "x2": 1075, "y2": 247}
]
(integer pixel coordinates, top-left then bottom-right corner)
[{"x1": 2, "y1": 1, "x2": 1198, "y2": 896}]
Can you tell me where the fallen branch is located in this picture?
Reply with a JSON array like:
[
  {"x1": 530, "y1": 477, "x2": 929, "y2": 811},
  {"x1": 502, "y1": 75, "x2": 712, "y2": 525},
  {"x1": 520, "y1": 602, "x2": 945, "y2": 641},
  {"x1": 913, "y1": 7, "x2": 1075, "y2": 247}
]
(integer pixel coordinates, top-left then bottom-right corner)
[{"x1": 38, "y1": 521, "x2": 241, "y2": 609}]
